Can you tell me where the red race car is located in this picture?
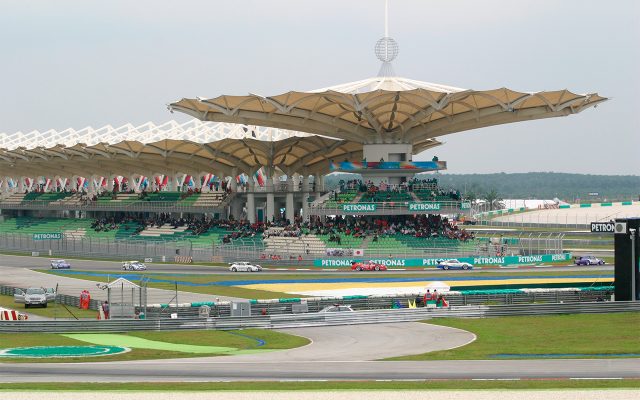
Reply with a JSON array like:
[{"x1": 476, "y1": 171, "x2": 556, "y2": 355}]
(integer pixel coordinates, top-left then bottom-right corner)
[{"x1": 351, "y1": 261, "x2": 387, "y2": 271}]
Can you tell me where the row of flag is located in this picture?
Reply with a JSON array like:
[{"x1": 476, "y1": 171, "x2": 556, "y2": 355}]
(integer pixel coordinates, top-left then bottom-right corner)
[{"x1": 1, "y1": 170, "x2": 271, "y2": 191}]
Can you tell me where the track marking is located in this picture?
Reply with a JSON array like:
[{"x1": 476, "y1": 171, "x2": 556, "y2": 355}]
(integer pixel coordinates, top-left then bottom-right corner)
[{"x1": 570, "y1": 377, "x2": 624, "y2": 380}]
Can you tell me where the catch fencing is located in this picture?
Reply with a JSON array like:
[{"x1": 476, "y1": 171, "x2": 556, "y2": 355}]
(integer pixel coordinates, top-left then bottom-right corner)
[
  {"x1": 0, "y1": 301, "x2": 636, "y2": 333},
  {"x1": 1, "y1": 282, "x2": 614, "y2": 320},
  {"x1": 0, "y1": 230, "x2": 564, "y2": 265}
]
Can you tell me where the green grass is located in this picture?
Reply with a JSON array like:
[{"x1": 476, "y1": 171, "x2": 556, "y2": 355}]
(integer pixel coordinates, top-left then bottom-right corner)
[
  {"x1": 0, "y1": 294, "x2": 97, "y2": 319},
  {"x1": 42, "y1": 268, "x2": 613, "y2": 300},
  {"x1": 0, "y1": 329, "x2": 309, "y2": 363},
  {"x1": 0, "y1": 380, "x2": 638, "y2": 391},
  {"x1": 387, "y1": 312, "x2": 640, "y2": 361}
]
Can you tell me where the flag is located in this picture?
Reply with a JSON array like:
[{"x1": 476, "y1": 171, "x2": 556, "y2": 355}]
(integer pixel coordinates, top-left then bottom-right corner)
[{"x1": 254, "y1": 168, "x2": 265, "y2": 187}]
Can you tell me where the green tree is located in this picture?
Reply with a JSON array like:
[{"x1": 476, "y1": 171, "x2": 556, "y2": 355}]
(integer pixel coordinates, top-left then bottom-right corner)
[{"x1": 482, "y1": 189, "x2": 504, "y2": 211}]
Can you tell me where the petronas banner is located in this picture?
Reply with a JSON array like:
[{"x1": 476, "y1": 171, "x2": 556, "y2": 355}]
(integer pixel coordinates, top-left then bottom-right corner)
[
  {"x1": 408, "y1": 202, "x2": 441, "y2": 212},
  {"x1": 342, "y1": 203, "x2": 377, "y2": 213}
]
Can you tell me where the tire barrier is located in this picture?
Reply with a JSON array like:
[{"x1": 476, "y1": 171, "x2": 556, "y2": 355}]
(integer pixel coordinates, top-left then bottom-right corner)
[
  {"x1": 174, "y1": 256, "x2": 193, "y2": 264},
  {"x1": 0, "y1": 307, "x2": 27, "y2": 321}
]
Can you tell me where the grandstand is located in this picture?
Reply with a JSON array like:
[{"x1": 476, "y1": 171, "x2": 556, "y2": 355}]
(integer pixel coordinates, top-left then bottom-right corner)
[{"x1": 0, "y1": 26, "x2": 604, "y2": 263}]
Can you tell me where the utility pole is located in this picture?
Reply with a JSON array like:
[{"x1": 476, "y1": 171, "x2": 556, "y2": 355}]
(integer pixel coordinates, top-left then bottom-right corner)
[{"x1": 631, "y1": 229, "x2": 637, "y2": 301}]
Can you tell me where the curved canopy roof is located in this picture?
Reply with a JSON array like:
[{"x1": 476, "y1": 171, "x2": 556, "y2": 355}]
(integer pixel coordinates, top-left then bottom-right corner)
[
  {"x1": 170, "y1": 76, "x2": 607, "y2": 147},
  {"x1": 0, "y1": 119, "x2": 389, "y2": 178}
]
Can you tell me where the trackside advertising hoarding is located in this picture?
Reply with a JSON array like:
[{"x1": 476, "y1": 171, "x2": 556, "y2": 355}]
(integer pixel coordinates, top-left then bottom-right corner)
[
  {"x1": 32, "y1": 233, "x2": 62, "y2": 240},
  {"x1": 342, "y1": 203, "x2": 377, "y2": 213},
  {"x1": 408, "y1": 202, "x2": 441, "y2": 212},
  {"x1": 313, "y1": 253, "x2": 572, "y2": 268}
]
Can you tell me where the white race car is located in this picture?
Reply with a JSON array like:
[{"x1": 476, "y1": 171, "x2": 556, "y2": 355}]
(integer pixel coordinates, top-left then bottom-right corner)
[
  {"x1": 436, "y1": 259, "x2": 473, "y2": 270},
  {"x1": 50, "y1": 259, "x2": 71, "y2": 269},
  {"x1": 122, "y1": 261, "x2": 147, "y2": 271},
  {"x1": 229, "y1": 262, "x2": 262, "y2": 272}
]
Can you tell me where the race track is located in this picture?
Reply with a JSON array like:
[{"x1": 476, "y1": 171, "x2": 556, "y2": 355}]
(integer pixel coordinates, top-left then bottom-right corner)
[
  {"x1": 0, "y1": 322, "x2": 638, "y2": 382},
  {"x1": 0, "y1": 253, "x2": 613, "y2": 275}
]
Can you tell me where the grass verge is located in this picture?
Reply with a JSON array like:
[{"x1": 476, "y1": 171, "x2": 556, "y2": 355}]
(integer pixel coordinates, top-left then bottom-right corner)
[
  {"x1": 42, "y1": 268, "x2": 613, "y2": 300},
  {"x1": 0, "y1": 294, "x2": 97, "y2": 319},
  {"x1": 387, "y1": 312, "x2": 640, "y2": 361},
  {"x1": 0, "y1": 329, "x2": 309, "y2": 363},
  {"x1": 0, "y1": 379, "x2": 639, "y2": 391}
]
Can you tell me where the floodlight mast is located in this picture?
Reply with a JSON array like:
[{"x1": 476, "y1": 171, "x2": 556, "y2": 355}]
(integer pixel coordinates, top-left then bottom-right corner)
[
  {"x1": 385, "y1": 0, "x2": 389, "y2": 37},
  {"x1": 376, "y1": 0, "x2": 398, "y2": 76}
]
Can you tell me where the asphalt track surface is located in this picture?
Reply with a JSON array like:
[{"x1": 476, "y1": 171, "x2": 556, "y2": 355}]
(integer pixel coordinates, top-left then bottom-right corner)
[
  {"x1": 1, "y1": 323, "x2": 638, "y2": 382},
  {"x1": 0, "y1": 253, "x2": 613, "y2": 275},
  {"x1": 0, "y1": 253, "x2": 633, "y2": 383}
]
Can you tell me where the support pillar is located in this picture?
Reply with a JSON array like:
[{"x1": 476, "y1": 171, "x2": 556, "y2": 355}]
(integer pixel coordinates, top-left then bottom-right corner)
[
  {"x1": 302, "y1": 175, "x2": 310, "y2": 192},
  {"x1": 313, "y1": 173, "x2": 321, "y2": 200},
  {"x1": 230, "y1": 168, "x2": 238, "y2": 192},
  {"x1": 247, "y1": 190, "x2": 256, "y2": 224},
  {"x1": 302, "y1": 191, "x2": 310, "y2": 222},
  {"x1": 286, "y1": 192, "x2": 294, "y2": 223},
  {"x1": 266, "y1": 176, "x2": 276, "y2": 222}
]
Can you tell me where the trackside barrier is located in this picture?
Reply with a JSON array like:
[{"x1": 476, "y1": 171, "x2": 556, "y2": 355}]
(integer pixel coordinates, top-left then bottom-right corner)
[
  {"x1": 174, "y1": 256, "x2": 193, "y2": 264},
  {"x1": 0, "y1": 301, "x2": 637, "y2": 333},
  {"x1": 141, "y1": 286, "x2": 613, "y2": 319},
  {"x1": 1, "y1": 283, "x2": 613, "y2": 319}
]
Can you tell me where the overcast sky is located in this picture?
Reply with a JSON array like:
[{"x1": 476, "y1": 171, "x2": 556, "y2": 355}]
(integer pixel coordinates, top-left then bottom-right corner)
[{"x1": 0, "y1": 0, "x2": 637, "y2": 175}]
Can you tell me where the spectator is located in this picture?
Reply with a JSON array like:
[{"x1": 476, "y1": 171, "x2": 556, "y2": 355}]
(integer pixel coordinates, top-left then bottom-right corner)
[{"x1": 101, "y1": 301, "x2": 110, "y2": 319}]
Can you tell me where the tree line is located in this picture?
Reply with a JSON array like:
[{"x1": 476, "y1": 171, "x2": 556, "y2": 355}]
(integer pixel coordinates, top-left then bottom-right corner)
[{"x1": 324, "y1": 172, "x2": 639, "y2": 202}]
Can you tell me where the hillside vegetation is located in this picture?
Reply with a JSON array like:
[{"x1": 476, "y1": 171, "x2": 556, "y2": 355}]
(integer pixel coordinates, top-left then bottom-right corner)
[{"x1": 324, "y1": 172, "x2": 639, "y2": 201}]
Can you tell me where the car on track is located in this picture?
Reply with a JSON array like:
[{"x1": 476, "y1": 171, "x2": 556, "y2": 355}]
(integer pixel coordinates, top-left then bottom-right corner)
[
  {"x1": 229, "y1": 262, "x2": 262, "y2": 272},
  {"x1": 436, "y1": 259, "x2": 473, "y2": 270},
  {"x1": 50, "y1": 259, "x2": 71, "y2": 269},
  {"x1": 14, "y1": 287, "x2": 54, "y2": 308},
  {"x1": 122, "y1": 260, "x2": 147, "y2": 271},
  {"x1": 575, "y1": 255, "x2": 605, "y2": 266},
  {"x1": 319, "y1": 304, "x2": 354, "y2": 313},
  {"x1": 351, "y1": 261, "x2": 387, "y2": 271}
]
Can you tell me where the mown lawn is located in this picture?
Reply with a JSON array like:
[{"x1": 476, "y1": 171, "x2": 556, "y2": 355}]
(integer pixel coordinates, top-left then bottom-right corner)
[
  {"x1": 0, "y1": 294, "x2": 97, "y2": 319},
  {"x1": 0, "y1": 329, "x2": 309, "y2": 363},
  {"x1": 43, "y1": 268, "x2": 613, "y2": 300},
  {"x1": 387, "y1": 312, "x2": 640, "y2": 360}
]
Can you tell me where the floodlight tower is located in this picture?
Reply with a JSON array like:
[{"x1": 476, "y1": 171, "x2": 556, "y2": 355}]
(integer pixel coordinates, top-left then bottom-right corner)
[{"x1": 376, "y1": 0, "x2": 399, "y2": 77}]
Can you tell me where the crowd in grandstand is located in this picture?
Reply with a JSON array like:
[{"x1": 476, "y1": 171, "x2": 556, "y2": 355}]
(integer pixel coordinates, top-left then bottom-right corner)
[
  {"x1": 308, "y1": 215, "x2": 473, "y2": 242},
  {"x1": 336, "y1": 178, "x2": 461, "y2": 201},
  {"x1": 87, "y1": 213, "x2": 473, "y2": 246}
]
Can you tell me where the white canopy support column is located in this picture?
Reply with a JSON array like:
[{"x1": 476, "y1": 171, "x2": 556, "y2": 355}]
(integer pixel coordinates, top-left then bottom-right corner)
[
  {"x1": 230, "y1": 168, "x2": 238, "y2": 193},
  {"x1": 266, "y1": 174, "x2": 276, "y2": 222},
  {"x1": 301, "y1": 174, "x2": 310, "y2": 221},
  {"x1": 285, "y1": 193, "x2": 294, "y2": 224},
  {"x1": 246, "y1": 179, "x2": 256, "y2": 224}
]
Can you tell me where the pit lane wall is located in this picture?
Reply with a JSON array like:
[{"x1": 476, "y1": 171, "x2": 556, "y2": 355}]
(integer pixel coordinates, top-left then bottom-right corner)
[{"x1": 313, "y1": 253, "x2": 572, "y2": 268}]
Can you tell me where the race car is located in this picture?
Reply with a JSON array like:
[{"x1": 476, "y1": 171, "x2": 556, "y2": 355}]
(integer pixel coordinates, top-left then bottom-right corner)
[
  {"x1": 50, "y1": 259, "x2": 71, "y2": 269},
  {"x1": 575, "y1": 255, "x2": 605, "y2": 266},
  {"x1": 351, "y1": 261, "x2": 387, "y2": 271},
  {"x1": 122, "y1": 261, "x2": 147, "y2": 271},
  {"x1": 229, "y1": 262, "x2": 263, "y2": 272},
  {"x1": 436, "y1": 259, "x2": 473, "y2": 270}
]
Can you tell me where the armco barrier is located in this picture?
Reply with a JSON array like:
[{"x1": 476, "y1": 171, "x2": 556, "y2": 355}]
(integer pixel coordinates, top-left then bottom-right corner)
[
  {"x1": 141, "y1": 287, "x2": 613, "y2": 319},
  {"x1": 2, "y1": 282, "x2": 613, "y2": 320},
  {"x1": 0, "y1": 301, "x2": 637, "y2": 333}
]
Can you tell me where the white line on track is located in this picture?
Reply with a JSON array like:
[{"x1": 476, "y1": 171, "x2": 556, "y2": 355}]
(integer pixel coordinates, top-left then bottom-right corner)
[
  {"x1": 472, "y1": 378, "x2": 521, "y2": 381},
  {"x1": 570, "y1": 377, "x2": 624, "y2": 380}
]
